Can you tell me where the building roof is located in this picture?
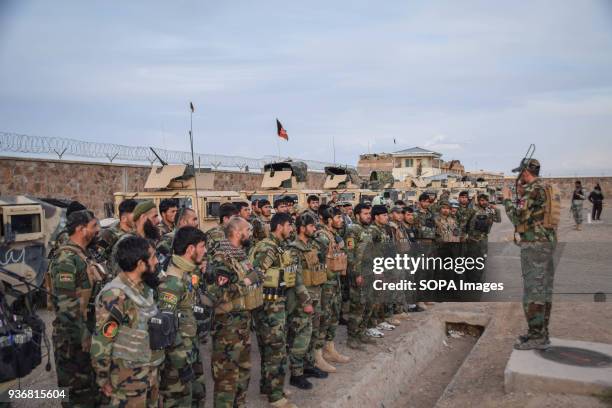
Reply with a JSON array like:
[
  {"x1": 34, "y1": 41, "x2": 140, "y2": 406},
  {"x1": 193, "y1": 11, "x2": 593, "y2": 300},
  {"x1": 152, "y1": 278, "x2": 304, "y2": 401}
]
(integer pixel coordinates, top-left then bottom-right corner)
[
  {"x1": 423, "y1": 172, "x2": 458, "y2": 181},
  {"x1": 392, "y1": 146, "x2": 442, "y2": 157}
]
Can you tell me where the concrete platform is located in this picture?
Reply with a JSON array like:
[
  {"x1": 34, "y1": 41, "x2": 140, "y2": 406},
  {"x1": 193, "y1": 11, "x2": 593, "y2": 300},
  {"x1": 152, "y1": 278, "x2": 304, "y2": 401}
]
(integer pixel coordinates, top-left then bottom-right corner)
[{"x1": 505, "y1": 338, "x2": 612, "y2": 396}]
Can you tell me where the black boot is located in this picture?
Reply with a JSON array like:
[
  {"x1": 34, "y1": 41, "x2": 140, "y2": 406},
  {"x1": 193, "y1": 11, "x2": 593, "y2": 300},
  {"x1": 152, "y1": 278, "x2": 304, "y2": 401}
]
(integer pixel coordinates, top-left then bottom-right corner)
[
  {"x1": 303, "y1": 366, "x2": 328, "y2": 379},
  {"x1": 290, "y1": 375, "x2": 313, "y2": 390}
]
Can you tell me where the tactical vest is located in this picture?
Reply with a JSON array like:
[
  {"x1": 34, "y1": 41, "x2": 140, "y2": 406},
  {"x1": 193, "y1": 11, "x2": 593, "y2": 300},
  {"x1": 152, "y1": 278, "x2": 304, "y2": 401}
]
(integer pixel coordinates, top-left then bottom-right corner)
[
  {"x1": 418, "y1": 211, "x2": 436, "y2": 239},
  {"x1": 164, "y1": 265, "x2": 198, "y2": 339},
  {"x1": 319, "y1": 229, "x2": 348, "y2": 277},
  {"x1": 214, "y1": 257, "x2": 264, "y2": 314},
  {"x1": 302, "y1": 246, "x2": 327, "y2": 286},
  {"x1": 543, "y1": 184, "x2": 561, "y2": 229},
  {"x1": 97, "y1": 278, "x2": 164, "y2": 368},
  {"x1": 256, "y1": 239, "x2": 297, "y2": 301}
]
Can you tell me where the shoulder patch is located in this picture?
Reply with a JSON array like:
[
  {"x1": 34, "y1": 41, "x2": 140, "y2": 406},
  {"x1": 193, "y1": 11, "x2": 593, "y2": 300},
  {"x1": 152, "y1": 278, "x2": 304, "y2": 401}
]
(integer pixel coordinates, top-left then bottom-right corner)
[
  {"x1": 346, "y1": 237, "x2": 355, "y2": 249},
  {"x1": 160, "y1": 292, "x2": 178, "y2": 305},
  {"x1": 102, "y1": 321, "x2": 119, "y2": 338}
]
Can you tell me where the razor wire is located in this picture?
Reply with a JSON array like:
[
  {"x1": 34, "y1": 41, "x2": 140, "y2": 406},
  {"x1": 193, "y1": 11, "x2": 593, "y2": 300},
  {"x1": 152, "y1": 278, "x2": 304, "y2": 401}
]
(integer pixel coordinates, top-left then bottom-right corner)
[{"x1": 0, "y1": 131, "x2": 353, "y2": 172}]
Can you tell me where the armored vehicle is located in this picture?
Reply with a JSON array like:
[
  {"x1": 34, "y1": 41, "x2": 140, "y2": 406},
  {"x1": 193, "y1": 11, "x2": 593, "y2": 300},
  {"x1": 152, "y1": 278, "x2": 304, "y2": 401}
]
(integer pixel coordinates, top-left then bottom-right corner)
[{"x1": 323, "y1": 166, "x2": 377, "y2": 205}]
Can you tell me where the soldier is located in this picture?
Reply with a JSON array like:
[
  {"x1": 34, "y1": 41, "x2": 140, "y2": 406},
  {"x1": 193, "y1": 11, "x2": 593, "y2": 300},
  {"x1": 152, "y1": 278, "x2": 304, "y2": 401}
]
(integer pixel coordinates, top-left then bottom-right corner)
[
  {"x1": 91, "y1": 235, "x2": 165, "y2": 407},
  {"x1": 345, "y1": 203, "x2": 379, "y2": 348},
  {"x1": 98, "y1": 199, "x2": 137, "y2": 275},
  {"x1": 283, "y1": 215, "x2": 315, "y2": 390},
  {"x1": 206, "y1": 203, "x2": 239, "y2": 260},
  {"x1": 414, "y1": 193, "x2": 437, "y2": 304},
  {"x1": 49, "y1": 210, "x2": 102, "y2": 407},
  {"x1": 273, "y1": 197, "x2": 290, "y2": 214},
  {"x1": 287, "y1": 215, "x2": 332, "y2": 376},
  {"x1": 388, "y1": 206, "x2": 411, "y2": 319},
  {"x1": 159, "y1": 198, "x2": 179, "y2": 236},
  {"x1": 250, "y1": 213, "x2": 298, "y2": 408},
  {"x1": 303, "y1": 195, "x2": 320, "y2": 222},
  {"x1": 158, "y1": 226, "x2": 208, "y2": 407},
  {"x1": 368, "y1": 205, "x2": 399, "y2": 331},
  {"x1": 48, "y1": 201, "x2": 87, "y2": 259},
  {"x1": 339, "y1": 202, "x2": 354, "y2": 226},
  {"x1": 207, "y1": 217, "x2": 262, "y2": 407},
  {"x1": 157, "y1": 207, "x2": 200, "y2": 270},
  {"x1": 329, "y1": 191, "x2": 339, "y2": 207},
  {"x1": 133, "y1": 200, "x2": 162, "y2": 244},
  {"x1": 465, "y1": 193, "x2": 501, "y2": 298},
  {"x1": 251, "y1": 198, "x2": 261, "y2": 217},
  {"x1": 314, "y1": 206, "x2": 351, "y2": 367},
  {"x1": 402, "y1": 207, "x2": 424, "y2": 313},
  {"x1": 570, "y1": 180, "x2": 585, "y2": 230},
  {"x1": 252, "y1": 199, "x2": 272, "y2": 242},
  {"x1": 435, "y1": 201, "x2": 461, "y2": 301},
  {"x1": 235, "y1": 201, "x2": 252, "y2": 220},
  {"x1": 502, "y1": 158, "x2": 557, "y2": 350}
]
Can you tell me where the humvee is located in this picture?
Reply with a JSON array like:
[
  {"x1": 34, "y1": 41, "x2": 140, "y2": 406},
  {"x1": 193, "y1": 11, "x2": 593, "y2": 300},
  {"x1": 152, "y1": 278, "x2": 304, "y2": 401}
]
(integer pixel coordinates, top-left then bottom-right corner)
[
  {"x1": 323, "y1": 166, "x2": 377, "y2": 205},
  {"x1": 113, "y1": 164, "x2": 247, "y2": 230},
  {"x1": 240, "y1": 161, "x2": 327, "y2": 210}
]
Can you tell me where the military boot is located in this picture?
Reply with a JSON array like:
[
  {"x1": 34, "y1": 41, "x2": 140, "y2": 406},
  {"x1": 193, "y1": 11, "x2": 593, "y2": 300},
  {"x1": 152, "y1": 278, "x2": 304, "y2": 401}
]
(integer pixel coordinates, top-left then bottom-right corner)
[
  {"x1": 290, "y1": 375, "x2": 313, "y2": 390},
  {"x1": 347, "y1": 337, "x2": 366, "y2": 350},
  {"x1": 323, "y1": 341, "x2": 351, "y2": 363},
  {"x1": 359, "y1": 333, "x2": 377, "y2": 344},
  {"x1": 269, "y1": 397, "x2": 298, "y2": 408},
  {"x1": 304, "y1": 366, "x2": 328, "y2": 379},
  {"x1": 314, "y1": 349, "x2": 336, "y2": 373}
]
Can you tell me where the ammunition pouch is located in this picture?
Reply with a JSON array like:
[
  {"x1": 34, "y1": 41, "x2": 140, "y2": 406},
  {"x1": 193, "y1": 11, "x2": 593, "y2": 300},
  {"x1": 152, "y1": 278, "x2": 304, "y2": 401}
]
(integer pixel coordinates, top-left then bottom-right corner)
[
  {"x1": 421, "y1": 218, "x2": 436, "y2": 239},
  {"x1": 148, "y1": 310, "x2": 178, "y2": 351},
  {"x1": 303, "y1": 249, "x2": 327, "y2": 286},
  {"x1": 474, "y1": 215, "x2": 490, "y2": 233},
  {"x1": 408, "y1": 230, "x2": 417, "y2": 242},
  {"x1": 396, "y1": 239, "x2": 411, "y2": 253},
  {"x1": 326, "y1": 252, "x2": 348, "y2": 275},
  {"x1": 264, "y1": 267, "x2": 281, "y2": 288}
]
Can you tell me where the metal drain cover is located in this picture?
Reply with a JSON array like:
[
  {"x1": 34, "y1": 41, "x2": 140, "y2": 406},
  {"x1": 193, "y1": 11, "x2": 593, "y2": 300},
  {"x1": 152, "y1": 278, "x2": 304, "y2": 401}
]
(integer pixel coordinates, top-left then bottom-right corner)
[{"x1": 537, "y1": 346, "x2": 612, "y2": 368}]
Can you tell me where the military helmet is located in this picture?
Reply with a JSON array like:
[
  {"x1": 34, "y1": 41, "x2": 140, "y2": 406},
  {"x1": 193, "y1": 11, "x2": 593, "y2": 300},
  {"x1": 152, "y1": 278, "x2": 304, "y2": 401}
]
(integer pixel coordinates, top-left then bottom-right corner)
[{"x1": 512, "y1": 158, "x2": 540, "y2": 176}]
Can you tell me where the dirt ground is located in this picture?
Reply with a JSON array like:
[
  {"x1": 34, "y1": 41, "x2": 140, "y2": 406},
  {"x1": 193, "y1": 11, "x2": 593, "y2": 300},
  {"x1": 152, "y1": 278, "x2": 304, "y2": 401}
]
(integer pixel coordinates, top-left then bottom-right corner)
[{"x1": 5, "y1": 202, "x2": 612, "y2": 407}]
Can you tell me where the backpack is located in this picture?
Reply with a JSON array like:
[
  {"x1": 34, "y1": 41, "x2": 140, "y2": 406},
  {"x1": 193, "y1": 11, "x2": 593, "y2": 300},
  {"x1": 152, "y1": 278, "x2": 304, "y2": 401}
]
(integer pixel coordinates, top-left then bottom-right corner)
[{"x1": 543, "y1": 184, "x2": 561, "y2": 229}]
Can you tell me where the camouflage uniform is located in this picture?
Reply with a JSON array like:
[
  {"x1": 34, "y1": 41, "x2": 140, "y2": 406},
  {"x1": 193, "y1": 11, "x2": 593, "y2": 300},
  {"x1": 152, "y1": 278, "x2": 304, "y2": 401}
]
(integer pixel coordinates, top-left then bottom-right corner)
[
  {"x1": 389, "y1": 220, "x2": 413, "y2": 310},
  {"x1": 287, "y1": 238, "x2": 325, "y2": 369},
  {"x1": 158, "y1": 255, "x2": 206, "y2": 407},
  {"x1": 91, "y1": 272, "x2": 164, "y2": 407},
  {"x1": 206, "y1": 225, "x2": 226, "y2": 261},
  {"x1": 158, "y1": 221, "x2": 173, "y2": 236},
  {"x1": 435, "y1": 213, "x2": 462, "y2": 301},
  {"x1": 207, "y1": 239, "x2": 261, "y2": 408},
  {"x1": 413, "y1": 206, "x2": 437, "y2": 302},
  {"x1": 251, "y1": 214, "x2": 271, "y2": 242},
  {"x1": 98, "y1": 223, "x2": 131, "y2": 277},
  {"x1": 156, "y1": 230, "x2": 175, "y2": 271},
  {"x1": 465, "y1": 204, "x2": 501, "y2": 298},
  {"x1": 570, "y1": 187, "x2": 585, "y2": 225},
  {"x1": 313, "y1": 226, "x2": 344, "y2": 343},
  {"x1": 504, "y1": 178, "x2": 557, "y2": 342},
  {"x1": 49, "y1": 242, "x2": 101, "y2": 407},
  {"x1": 345, "y1": 220, "x2": 373, "y2": 341},
  {"x1": 284, "y1": 240, "x2": 313, "y2": 377},
  {"x1": 250, "y1": 235, "x2": 290, "y2": 403},
  {"x1": 366, "y1": 223, "x2": 394, "y2": 324}
]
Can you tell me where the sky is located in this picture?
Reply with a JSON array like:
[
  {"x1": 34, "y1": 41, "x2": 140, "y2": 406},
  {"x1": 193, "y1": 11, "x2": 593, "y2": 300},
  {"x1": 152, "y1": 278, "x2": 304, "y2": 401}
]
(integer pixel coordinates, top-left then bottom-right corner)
[{"x1": 1, "y1": 0, "x2": 612, "y2": 176}]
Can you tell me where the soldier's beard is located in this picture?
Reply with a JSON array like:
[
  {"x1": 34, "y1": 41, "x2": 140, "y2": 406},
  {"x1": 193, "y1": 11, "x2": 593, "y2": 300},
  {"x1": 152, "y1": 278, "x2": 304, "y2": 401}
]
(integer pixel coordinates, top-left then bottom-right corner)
[
  {"x1": 241, "y1": 237, "x2": 252, "y2": 248},
  {"x1": 141, "y1": 263, "x2": 160, "y2": 288},
  {"x1": 143, "y1": 220, "x2": 161, "y2": 241}
]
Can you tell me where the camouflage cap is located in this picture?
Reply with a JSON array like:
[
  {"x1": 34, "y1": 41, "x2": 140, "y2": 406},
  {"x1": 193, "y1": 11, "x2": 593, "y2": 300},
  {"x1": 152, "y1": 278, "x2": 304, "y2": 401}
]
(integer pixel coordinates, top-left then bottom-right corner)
[
  {"x1": 390, "y1": 205, "x2": 403, "y2": 213},
  {"x1": 438, "y1": 200, "x2": 451, "y2": 208},
  {"x1": 133, "y1": 200, "x2": 156, "y2": 221},
  {"x1": 512, "y1": 158, "x2": 540, "y2": 175}
]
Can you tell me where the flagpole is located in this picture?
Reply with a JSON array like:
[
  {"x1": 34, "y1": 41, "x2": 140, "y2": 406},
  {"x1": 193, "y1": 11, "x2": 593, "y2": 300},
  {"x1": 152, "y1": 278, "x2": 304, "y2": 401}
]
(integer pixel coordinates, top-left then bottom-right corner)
[
  {"x1": 189, "y1": 102, "x2": 200, "y2": 221},
  {"x1": 277, "y1": 137, "x2": 281, "y2": 160},
  {"x1": 332, "y1": 135, "x2": 336, "y2": 164}
]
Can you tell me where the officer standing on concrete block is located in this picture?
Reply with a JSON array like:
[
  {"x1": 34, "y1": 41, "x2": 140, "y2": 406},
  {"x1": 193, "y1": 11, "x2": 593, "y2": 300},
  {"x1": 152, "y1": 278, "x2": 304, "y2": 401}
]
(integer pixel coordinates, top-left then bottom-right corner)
[
  {"x1": 503, "y1": 157, "x2": 558, "y2": 350},
  {"x1": 91, "y1": 235, "x2": 167, "y2": 407}
]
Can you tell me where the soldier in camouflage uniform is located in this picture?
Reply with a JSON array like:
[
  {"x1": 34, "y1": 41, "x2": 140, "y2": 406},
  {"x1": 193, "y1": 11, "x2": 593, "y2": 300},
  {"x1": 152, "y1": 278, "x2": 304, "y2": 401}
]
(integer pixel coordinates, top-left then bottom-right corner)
[
  {"x1": 133, "y1": 201, "x2": 163, "y2": 244},
  {"x1": 389, "y1": 206, "x2": 412, "y2": 318},
  {"x1": 206, "y1": 203, "x2": 239, "y2": 261},
  {"x1": 250, "y1": 212, "x2": 298, "y2": 407},
  {"x1": 435, "y1": 201, "x2": 462, "y2": 301},
  {"x1": 503, "y1": 158, "x2": 557, "y2": 350},
  {"x1": 465, "y1": 193, "x2": 501, "y2": 299},
  {"x1": 287, "y1": 214, "x2": 332, "y2": 376},
  {"x1": 158, "y1": 227, "x2": 208, "y2": 407},
  {"x1": 302, "y1": 195, "x2": 320, "y2": 224},
  {"x1": 159, "y1": 198, "x2": 179, "y2": 236},
  {"x1": 251, "y1": 199, "x2": 272, "y2": 242},
  {"x1": 455, "y1": 191, "x2": 476, "y2": 244},
  {"x1": 570, "y1": 180, "x2": 585, "y2": 230},
  {"x1": 414, "y1": 193, "x2": 438, "y2": 303},
  {"x1": 49, "y1": 210, "x2": 101, "y2": 407},
  {"x1": 91, "y1": 236, "x2": 164, "y2": 407},
  {"x1": 156, "y1": 207, "x2": 199, "y2": 271},
  {"x1": 313, "y1": 206, "x2": 351, "y2": 367},
  {"x1": 206, "y1": 217, "x2": 261, "y2": 408},
  {"x1": 368, "y1": 205, "x2": 398, "y2": 330},
  {"x1": 98, "y1": 199, "x2": 137, "y2": 276},
  {"x1": 285, "y1": 215, "x2": 317, "y2": 388},
  {"x1": 345, "y1": 203, "x2": 379, "y2": 349}
]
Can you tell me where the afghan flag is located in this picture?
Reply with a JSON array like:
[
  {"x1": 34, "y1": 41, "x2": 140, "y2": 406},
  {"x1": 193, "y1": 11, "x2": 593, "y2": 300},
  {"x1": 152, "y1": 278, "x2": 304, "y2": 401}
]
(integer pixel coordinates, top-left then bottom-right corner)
[{"x1": 276, "y1": 119, "x2": 288, "y2": 141}]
